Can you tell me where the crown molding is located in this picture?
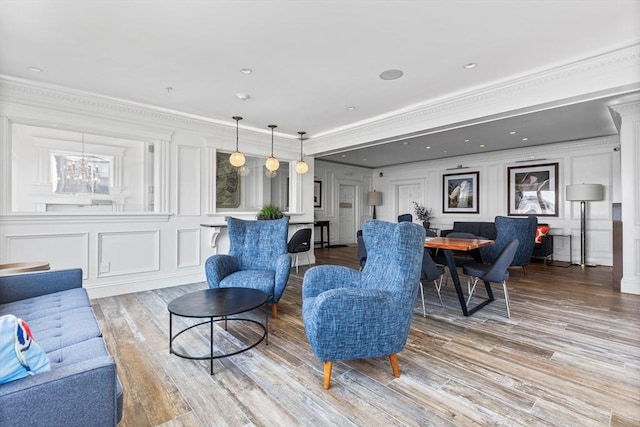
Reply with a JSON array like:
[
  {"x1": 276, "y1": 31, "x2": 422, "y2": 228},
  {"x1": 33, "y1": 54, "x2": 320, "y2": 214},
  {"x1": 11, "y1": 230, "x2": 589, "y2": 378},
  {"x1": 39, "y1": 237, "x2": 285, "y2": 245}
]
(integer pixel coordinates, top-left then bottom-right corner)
[{"x1": 306, "y1": 43, "x2": 640, "y2": 156}]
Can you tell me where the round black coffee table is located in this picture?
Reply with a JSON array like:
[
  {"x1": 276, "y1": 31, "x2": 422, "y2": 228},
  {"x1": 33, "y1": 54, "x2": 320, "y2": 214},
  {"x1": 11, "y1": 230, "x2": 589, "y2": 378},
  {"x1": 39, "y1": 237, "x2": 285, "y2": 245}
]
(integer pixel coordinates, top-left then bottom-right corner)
[{"x1": 168, "y1": 287, "x2": 268, "y2": 374}]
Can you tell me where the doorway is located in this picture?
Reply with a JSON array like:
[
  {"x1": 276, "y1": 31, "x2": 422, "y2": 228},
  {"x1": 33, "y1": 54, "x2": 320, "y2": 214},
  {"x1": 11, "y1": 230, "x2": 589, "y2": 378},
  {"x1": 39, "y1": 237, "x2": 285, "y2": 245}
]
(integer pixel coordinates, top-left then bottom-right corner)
[{"x1": 338, "y1": 184, "x2": 356, "y2": 245}]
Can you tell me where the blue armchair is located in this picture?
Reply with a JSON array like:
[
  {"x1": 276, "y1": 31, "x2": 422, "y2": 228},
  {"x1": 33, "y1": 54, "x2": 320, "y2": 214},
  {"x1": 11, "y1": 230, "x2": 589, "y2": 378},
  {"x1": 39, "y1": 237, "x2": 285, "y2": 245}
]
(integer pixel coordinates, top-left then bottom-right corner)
[
  {"x1": 205, "y1": 217, "x2": 291, "y2": 318},
  {"x1": 302, "y1": 220, "x2": 425, "y2": 389},
  {"x1": 480, "y1": 216, "x2": 537, "y2": 274}
]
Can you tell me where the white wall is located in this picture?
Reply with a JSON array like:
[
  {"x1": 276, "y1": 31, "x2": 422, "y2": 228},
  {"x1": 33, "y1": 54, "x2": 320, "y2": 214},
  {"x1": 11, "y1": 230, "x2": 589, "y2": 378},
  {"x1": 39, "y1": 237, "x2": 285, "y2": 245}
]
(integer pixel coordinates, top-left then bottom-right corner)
[
  {"x1": 318, "y1": 135, "x2": 620, "y2": 267},
  {"x1": 0, "y1": 78, "x2": 316, "y2": 298}
]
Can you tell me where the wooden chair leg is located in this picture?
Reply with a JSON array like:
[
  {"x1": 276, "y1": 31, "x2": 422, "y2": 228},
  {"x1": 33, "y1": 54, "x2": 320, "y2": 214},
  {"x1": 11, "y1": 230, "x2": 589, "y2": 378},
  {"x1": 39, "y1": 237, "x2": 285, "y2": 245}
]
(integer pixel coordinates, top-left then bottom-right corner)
[
  {"x1": 271, "y1": 303, "x2": 278, "y2": 319},
  {"x1": 522, "y1": 266, "x2": 527, "y2": 275},
  {"x1": 323, "y1": 361, "x2": 333, "y2": 389},
  {"x1": 389, "y1": 354, "x2": 400, "y2": 378}
]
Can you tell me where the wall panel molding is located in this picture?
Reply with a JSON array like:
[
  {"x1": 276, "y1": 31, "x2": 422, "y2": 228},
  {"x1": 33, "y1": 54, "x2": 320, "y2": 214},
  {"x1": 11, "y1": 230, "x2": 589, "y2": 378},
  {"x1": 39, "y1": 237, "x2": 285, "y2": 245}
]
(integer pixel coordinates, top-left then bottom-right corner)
[{"x1": 97, "y1": 230, "x2": 159, "y2": 277}]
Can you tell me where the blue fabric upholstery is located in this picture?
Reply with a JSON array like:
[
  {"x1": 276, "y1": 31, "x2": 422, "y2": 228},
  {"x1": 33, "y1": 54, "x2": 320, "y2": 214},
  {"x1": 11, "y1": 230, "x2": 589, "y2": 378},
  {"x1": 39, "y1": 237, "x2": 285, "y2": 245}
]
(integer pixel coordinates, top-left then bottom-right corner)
[
  {"x1": 397, "y1": 213, "x2": 412, "y2": 222},
  {"x1": 480, "y1": 216, "x2": 537, "y2": 269},
  {"x1": 302, "y1": 220, "x2": 425, "y2": 380},
  {"x1": 0, "y1": 268, "x2": 122, "y2": 426},
  {"x1": 205, "y1": 217, "x2": 292, "y2": 315}
]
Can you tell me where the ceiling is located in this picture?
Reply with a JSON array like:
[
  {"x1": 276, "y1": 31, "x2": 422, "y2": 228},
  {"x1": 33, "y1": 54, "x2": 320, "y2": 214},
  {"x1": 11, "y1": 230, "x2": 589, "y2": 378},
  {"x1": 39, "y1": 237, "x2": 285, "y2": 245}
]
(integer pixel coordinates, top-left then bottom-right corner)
[{"x1": 1, "y1": 1, "x2": 639, "y2": 167}]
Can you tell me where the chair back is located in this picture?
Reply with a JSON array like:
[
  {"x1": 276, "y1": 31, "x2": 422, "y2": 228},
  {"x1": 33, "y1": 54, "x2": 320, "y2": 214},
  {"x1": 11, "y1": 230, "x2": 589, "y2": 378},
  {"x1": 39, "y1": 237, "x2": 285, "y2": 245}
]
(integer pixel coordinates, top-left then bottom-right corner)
[
  {"x1": 480, "y1": 239, "x2": 519, "y2": 282},
  {"x1": 228, "y1": 217, "x2": 289, "y2": 270},
  {"x1": 356, "y1": 234, "x2": 367, "y2": 268},
  {"x1": 480, "y1": 216, "x2": 536, "y2": 265},
  {"x1": 361, "y1": 220, "x2": 425, "y2": 303},
  {"x1": 420, "y1": 248, "x2": 442, "y2": 281},
  {"x1": 288, "y1": 228, "x2": 312, "y2": 254},
  {"x1": 398, "y1": 213, "x2": 413, "y2": 223},
  {"x1": 446, "y1": 232, "x2": 476, "y2": 239}
]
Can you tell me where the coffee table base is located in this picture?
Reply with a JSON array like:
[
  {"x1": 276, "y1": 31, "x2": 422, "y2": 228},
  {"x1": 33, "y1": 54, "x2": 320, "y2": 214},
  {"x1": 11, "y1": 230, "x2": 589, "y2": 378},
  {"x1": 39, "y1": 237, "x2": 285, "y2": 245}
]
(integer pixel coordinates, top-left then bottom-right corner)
[{"x1": 169, "y1": 316, "x2": 268, "y2": 375}]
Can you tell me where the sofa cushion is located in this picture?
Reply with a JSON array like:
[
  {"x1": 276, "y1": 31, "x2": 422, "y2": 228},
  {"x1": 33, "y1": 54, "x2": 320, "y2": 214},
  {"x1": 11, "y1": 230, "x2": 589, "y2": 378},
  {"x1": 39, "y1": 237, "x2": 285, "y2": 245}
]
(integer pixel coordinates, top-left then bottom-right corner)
[
  {"x1": 23, "y1": 307, "x2": 102, "y2": 353},
  {"x1": 0, "y1": 288, "x2": 91, "y2": 320},
  {"x1": 535, "y1": 225, "x2": 550, "y2": 244},
  {"x1": 0, "y1": 314, "x2": 51, "y2": 384}
]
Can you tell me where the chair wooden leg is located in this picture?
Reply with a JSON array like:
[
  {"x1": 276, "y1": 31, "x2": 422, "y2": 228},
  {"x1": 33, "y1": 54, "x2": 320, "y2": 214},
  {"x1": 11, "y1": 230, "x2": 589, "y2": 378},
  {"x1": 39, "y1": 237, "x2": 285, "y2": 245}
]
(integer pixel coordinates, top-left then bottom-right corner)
[
  {"x1": 271, "y1": 303, "x2": 278, "y2": 319},
  {"x1": 323, "y1": 361, "x2": 333, "y2": 389},
  {"x1": 389, "y1": 354, "x2": 400, "y2": 378},
  {"x1": 522, "y1": 266, "x2": 527, "y2": 275}
]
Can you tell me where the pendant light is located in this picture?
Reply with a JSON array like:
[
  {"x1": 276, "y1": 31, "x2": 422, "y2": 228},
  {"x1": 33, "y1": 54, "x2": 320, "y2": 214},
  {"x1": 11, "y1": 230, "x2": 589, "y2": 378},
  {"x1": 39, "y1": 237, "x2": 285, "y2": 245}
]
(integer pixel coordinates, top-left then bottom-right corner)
[
  {"x1": 265, "y1": 124, "x2": 280, "y2": 172},
  {"x1": 229, "y1": 116, "x2": 246, "y2": 167},
  {"x1": 295, "y1": 131, "x2": 309, "y2": 174}
]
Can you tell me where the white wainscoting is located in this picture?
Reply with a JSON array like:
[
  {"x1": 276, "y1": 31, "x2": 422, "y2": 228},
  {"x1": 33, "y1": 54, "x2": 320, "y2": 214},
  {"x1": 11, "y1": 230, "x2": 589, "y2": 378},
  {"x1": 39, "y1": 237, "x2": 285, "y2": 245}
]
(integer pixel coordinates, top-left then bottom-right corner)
[
  {"x1": 176, "y1": 228, "x2": 200, "y2": 268},
  {"x1": 97, "y1": 230, "x2": 160, "y2": 277},
  {"x1": 177, "y1": 145, "x2": 201, "y2": 216}
]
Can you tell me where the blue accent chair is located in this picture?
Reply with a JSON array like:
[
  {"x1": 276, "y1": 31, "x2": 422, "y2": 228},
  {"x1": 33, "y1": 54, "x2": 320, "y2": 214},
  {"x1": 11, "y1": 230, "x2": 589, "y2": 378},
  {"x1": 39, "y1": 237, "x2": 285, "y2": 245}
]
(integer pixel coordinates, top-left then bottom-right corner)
[
  {"x1": 205, "y1": 217, "x2": 291, "y2": 318},
  {"x1": 302, "y1": 219, "x2": 425, "y2": 389},
  {"x1": 480, "y1": 216, "x2": 537, "y2": 274}
]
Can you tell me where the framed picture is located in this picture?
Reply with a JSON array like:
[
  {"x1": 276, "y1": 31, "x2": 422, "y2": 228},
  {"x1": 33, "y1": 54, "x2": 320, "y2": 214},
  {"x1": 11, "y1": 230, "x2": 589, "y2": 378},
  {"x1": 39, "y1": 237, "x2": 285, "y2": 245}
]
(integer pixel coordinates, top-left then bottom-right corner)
[
  {"x1": 216, "y1": 152, "x2": 241, "y2": 208},
  {"x1": 314, "y1": 180, "x2": 322, "y2": 208},
  {"x1": 507, "y1": 162, "x2": 559, "y2": 216},
  {"x1": 443, "y1": 172, "x2": 479, "y2": 213}
]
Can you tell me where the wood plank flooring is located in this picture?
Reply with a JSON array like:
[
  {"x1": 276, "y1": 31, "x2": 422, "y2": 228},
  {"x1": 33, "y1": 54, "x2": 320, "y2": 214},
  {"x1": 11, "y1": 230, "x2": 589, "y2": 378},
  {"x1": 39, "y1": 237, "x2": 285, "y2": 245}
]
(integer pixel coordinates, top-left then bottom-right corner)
[{"x1": 93, "y1": 247, "x2": 640, "y2": 426}]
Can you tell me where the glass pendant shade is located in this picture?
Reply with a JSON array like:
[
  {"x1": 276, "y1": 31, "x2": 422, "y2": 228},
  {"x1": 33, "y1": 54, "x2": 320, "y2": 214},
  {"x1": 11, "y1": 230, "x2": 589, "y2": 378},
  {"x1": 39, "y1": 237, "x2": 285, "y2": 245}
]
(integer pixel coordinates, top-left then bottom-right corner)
[
  {"x1": 229, "y1": 116, "x2": 245, "y2": 167},
  {"x1": 296, "y1": 131, "x2": 308, "y2": 174},
  {"x1": 265, "y1": 124, "x2": 279, "y2": 172}
]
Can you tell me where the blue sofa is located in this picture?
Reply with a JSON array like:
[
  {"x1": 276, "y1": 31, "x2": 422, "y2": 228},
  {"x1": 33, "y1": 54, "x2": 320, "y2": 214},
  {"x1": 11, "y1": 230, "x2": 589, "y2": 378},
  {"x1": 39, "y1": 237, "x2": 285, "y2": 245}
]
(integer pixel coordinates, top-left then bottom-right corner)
[{"x1": 0, "y1": 268, "x2": 123, "y2": 426}]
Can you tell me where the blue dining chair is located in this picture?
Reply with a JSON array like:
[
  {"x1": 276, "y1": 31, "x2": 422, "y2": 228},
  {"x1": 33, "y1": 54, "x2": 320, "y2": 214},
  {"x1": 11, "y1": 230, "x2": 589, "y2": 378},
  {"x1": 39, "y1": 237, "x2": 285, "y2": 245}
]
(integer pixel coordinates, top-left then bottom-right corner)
[{"x1": 419, "y1": 248, "x2": 445, "y2": 316}]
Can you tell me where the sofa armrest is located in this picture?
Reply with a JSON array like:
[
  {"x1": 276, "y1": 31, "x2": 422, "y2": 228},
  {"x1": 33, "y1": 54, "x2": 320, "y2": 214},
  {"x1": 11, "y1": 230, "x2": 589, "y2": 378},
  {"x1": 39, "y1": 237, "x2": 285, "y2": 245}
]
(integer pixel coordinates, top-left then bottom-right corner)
[
  {"x1": 0, "y1": 355, "x2": 121, "y2": 427},
  {"x1": 0, "y1": 268, "x2": 83, "y2": 304}
]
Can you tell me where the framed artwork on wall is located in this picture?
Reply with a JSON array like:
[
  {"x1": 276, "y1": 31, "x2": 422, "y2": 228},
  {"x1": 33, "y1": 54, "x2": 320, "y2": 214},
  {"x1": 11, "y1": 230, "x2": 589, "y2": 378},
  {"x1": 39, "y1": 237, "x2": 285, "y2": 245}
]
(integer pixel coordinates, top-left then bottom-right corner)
[
  {"x1": 216, "y1": 152, "x2": 241, "y2": 208},
  {"x1": 507, "y1": 162, "x2": 559, "y2": 216},
  {"x1": 443, "y1": 171, "x2": 479, "y2": 213},
  {"x1": 314, "y1": 180, "x2": 322, "y2": 208}
]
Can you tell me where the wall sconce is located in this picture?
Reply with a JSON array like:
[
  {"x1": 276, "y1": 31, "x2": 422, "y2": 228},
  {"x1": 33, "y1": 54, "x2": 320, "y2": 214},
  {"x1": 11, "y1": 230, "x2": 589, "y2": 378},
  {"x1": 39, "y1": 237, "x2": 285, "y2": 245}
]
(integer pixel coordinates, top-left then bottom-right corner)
[
  {"x1": 367, "y1": 190, "x2": 382, "y2": 219},
  {"x1": 566, "y1": 183, "x2": 604, "y2": 267}
]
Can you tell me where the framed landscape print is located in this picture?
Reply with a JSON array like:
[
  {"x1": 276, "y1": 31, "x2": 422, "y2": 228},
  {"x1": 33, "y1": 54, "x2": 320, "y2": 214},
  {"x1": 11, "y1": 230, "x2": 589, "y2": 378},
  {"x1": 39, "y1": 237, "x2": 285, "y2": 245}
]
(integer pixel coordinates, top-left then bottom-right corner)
[
  {"x1": 314, "y1": 180, "x2": 322, "y2": 208},
  {"x1": 216, "y1": 152, "x2": 241, "y2": 208},
  {"x1": 443, "y1": 171, "x2": 479, "y2": 213},
  {"x1": 507, "y1": 162, "x2": 558, "y2": 216}
]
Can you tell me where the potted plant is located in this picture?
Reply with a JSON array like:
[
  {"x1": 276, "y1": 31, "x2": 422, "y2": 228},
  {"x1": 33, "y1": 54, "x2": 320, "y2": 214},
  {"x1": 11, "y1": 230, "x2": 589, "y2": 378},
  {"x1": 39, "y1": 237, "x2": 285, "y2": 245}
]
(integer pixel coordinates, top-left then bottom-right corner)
[
  {"x1": 257, "y1": 204, "x2": 284, "y2": 220},
  {"x1": 412, "y1": 202, "x2": 433, "y2": 229}
]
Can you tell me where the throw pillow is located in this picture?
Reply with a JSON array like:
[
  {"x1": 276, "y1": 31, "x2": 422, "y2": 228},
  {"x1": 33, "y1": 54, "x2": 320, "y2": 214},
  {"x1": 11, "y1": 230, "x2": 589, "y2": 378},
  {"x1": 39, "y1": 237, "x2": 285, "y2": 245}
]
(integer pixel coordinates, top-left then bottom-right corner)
[
  {"x1": 0, "y1": 314, "x2": 51, "y2": 384},
  {"x1": 535, "y1": 225, "x2": 550, "y2": 244}
]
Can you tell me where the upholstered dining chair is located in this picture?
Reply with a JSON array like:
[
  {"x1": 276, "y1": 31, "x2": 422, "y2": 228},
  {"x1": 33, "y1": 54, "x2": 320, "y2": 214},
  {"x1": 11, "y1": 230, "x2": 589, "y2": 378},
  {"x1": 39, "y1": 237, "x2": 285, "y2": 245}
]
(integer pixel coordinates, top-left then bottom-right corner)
[
  {"x1": 205, "y1": 217, "x2": 291, "y2": 318},
  {"x1": 480, "y1": 216, "x2": 537, "y2": 274},
  {"x1": 419, "y1": 248, "x2": 445, "y2": 316},
  {"x1": 302, "y1": 220, "x2": 425, "y2": 389},
  {"x1": 464, "y1": 239, "x2": 519, "y2": 318},
  {"x1": 397, "y1": 213, "x2": 413, "y2": 223},
  {"x1": 356, "y1": 229, "x2": 367, "y2": 270},
  {"x1": 287, "y1": 228, "x2": 312, "y2": 273}
]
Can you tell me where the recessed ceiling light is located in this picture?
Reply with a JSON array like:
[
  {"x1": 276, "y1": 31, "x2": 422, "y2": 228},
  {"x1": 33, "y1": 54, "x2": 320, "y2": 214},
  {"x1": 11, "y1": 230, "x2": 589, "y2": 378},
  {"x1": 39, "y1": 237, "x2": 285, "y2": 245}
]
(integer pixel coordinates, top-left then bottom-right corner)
[
  {"x1": 464, "y1": 139, "x2": 470, "y2": 143},
  {"x1": 403, "y1": 142, "x2": 409, "y2": 145},
  {"x1": 341, "y1": 154, "x2": 346, "y2": 158},
  {"x1": 240, "y1": 68, "x2": 253, "y2": 74},
  {"x1": 510, "y1": 131, "x2": 517, "y2": 135},
  {"x1": 463, "y1": 63, "x2": 477, "y2": 69},
  {"x1": 443, "y1": 150, "x2": 448, "y2": 153},
  {"x1": 522, "y1": 137, "x2": 529, "y2": 141},
  {"x1": 379, "y1": 69, "x2": 403, "y2": 80},
  {"x1": 346, "y1": 106, "x2": 356, "y2": 111},
  {"x1": 27, "y1": 66, "x2": 43, "y2": 72},
  {"x1": 480, "y1": 144, "x2": 486, "y2": 148},
  {"x1": 236, "y1": 93, "x2": 250, "y2": 101},
  {"x1": 426, "y1": 146, "x2": 431, "y2": 149},
  {"x1": 362, "y1": 158, "x2": 367, "y2": 161}
]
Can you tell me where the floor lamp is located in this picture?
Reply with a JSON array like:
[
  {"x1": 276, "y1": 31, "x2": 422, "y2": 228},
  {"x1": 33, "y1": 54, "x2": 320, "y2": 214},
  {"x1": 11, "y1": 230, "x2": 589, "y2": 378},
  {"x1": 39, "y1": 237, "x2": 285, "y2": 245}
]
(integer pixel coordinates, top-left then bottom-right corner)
[
  {"x1": 367, "y1": 191, "x2": 382, "y2": 219},
  {"x1": 566, "y1": 184, "x2": 604, "y2": 268}
]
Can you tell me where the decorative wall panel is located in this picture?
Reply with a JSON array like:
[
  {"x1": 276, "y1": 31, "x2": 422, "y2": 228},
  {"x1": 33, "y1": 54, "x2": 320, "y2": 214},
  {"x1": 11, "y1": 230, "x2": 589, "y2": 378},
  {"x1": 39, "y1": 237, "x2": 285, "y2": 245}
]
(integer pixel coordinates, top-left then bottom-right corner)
[
  {"x1": 177, "y1": 228, "x2": 200, "y2": 268},
  {"x1": 97, "y1": 230, "x2": 159, "y2": 277}
]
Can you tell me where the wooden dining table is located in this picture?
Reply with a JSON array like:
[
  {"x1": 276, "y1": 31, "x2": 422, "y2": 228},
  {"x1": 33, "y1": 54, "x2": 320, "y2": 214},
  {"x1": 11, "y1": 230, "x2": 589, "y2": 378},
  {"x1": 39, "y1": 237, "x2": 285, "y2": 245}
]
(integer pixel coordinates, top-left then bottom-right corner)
[{"x1": 424, "y1": 237, "x2": 494, "y2": 316}]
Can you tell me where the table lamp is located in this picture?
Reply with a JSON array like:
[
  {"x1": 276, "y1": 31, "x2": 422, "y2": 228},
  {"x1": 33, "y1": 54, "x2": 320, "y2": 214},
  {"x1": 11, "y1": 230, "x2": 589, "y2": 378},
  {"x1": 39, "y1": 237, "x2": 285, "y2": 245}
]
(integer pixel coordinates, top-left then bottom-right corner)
[
  {"x1": 566, "y1": 184, "x2": 604, "y2": 268},
  {"x1": 367, "y1": 191, "x2": 382, "y2": 219}
]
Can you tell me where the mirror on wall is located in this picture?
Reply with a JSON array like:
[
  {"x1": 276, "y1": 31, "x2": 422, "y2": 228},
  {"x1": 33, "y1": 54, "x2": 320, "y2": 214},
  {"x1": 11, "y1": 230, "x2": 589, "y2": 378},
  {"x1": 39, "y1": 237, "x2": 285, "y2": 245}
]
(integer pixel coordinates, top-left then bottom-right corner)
[
  {"x1": 10, "y1": 124, "x2": 157, "y2": 213},
  {"x1": 216, "y1": 151, "x2": 290, "y2": 213}
]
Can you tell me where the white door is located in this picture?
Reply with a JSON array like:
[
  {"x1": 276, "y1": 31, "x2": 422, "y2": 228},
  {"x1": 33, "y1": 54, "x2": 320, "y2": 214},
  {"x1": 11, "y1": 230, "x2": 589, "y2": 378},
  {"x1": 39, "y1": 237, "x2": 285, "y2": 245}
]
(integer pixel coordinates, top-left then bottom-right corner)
[
  {"x1": 398, "y1": 184, "x2": 421, "y2": 221},
  {"x1": 338, "y1": 184, "x2": 356, "y2": 244}
]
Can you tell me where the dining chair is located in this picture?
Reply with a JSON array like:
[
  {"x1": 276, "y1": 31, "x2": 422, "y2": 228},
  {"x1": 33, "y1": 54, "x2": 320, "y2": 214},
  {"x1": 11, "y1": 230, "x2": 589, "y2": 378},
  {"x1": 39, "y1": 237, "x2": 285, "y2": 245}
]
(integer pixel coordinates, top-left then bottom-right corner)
[
  {"x1": 463, "y1": 239, "x2": 519, "y2": 318},
  {"x1": 287, "y1": 228, "x2": 312, "y2": 273},
  {"x1": 356, "y1": 229, "x2": 367, "y2": 270},
  {"x1": 397, "y1": 213, "x2": 412, "y2": 223},
  {"x1": 419, "y1": 248, "x2": 445, "y2": 316}
]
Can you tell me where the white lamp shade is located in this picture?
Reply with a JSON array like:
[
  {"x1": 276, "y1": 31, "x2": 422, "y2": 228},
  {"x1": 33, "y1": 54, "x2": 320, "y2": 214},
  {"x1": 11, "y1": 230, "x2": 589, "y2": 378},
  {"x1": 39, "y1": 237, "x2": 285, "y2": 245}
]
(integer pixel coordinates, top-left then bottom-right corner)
[
  {"x1": 229, "y1": 151, "x2": 246, "y2": 167},
  {"x1": 295, "y1": 160, "x2": 309, "y2": 174},
  {"x1": 566, "y1": 184, "x2": 604, "y2": 201},
  {"x1": 265, "y1": 156, "x2": 279, "y2": 172},
  {"x1": 367, "y1": 191, "x2": 382, "y2": 206}
]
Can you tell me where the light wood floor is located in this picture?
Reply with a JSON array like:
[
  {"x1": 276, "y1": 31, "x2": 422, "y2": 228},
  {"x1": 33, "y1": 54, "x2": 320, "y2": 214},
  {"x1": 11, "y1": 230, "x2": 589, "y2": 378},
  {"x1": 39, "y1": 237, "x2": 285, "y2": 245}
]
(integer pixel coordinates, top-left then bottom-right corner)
[{"x1": 93, "y1": 247, "x2": 640, "y2": 427}]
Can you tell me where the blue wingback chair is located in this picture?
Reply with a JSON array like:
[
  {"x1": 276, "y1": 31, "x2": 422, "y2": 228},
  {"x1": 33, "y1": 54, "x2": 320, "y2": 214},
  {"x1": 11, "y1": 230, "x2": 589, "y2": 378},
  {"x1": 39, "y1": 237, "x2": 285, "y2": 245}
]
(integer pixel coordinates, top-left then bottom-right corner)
[
  {"x1": 302, "y1": 220, "x2": 425, "y2": 389},
  {"x1": 205, "y1": 217, "x2": 291, "y2": 318},
  {"x1": 480, "y1": 216, "x2": 537, "y2": 274}
]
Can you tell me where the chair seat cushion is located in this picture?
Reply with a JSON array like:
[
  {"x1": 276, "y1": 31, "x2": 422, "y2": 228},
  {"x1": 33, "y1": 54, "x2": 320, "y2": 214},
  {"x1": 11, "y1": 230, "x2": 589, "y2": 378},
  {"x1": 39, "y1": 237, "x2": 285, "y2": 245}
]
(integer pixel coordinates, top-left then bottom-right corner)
[
  {"x1": 219, "y1": 270, "x2": 275, "y2": 299},
  {"x1": 463, "y1": 262, "x2": 509, "y2": 283}
]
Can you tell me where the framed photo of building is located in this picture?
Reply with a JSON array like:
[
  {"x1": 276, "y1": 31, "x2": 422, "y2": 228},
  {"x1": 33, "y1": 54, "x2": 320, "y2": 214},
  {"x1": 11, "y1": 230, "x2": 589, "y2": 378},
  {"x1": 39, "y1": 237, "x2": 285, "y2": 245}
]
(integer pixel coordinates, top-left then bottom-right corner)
[
  {"x1": 216, "y1": 152, "x2": 241, "y2": 208},
  {"x1": 443, "y1": 171, "x2": 479, "y2": 213},
  {"x1": 507, "y1": 162, "x2": 559, "y2": 216},
  {"x1": 314, "y1": 180, "x2": 322, "y2": 208}
]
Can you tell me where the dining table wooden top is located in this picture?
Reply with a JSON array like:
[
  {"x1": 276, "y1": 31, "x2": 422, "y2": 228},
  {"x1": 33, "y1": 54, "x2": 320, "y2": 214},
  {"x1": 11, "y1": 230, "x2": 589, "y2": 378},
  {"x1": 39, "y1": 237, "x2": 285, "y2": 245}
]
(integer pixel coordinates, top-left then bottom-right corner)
[{"x1": 424, "y1": 237, "x2": 494, "y2": 251}]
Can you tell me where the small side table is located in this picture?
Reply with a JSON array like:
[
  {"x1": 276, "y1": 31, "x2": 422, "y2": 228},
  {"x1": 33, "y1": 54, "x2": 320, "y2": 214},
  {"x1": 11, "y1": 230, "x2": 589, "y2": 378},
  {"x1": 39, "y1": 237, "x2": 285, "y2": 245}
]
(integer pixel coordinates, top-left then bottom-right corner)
[{"x1": 314, "y1": 221, "x2": 330, "y2": 249}]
